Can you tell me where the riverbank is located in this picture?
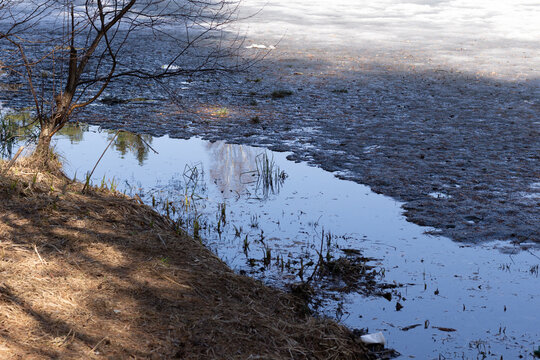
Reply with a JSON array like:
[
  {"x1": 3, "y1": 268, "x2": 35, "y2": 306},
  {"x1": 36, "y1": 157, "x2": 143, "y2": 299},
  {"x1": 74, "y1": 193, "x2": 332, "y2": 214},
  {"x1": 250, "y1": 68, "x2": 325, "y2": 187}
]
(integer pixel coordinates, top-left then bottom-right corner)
[{"x1": 0, "y1": 158, "x2": 375, "y2": 359}]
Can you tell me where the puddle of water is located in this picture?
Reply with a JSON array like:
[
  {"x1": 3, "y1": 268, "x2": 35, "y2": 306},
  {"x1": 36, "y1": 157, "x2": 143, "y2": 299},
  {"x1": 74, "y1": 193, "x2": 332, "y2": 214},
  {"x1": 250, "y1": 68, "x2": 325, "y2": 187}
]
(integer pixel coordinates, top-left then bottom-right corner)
[{"x1": 2, "y1": 124, "x2": 539, "y2": 359}]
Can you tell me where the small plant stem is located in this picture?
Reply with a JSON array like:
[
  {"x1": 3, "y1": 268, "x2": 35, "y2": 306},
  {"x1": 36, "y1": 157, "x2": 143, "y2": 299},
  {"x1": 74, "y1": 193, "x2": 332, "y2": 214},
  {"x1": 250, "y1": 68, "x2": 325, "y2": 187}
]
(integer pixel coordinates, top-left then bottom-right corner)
[
  {"x1": 82, "y1": 130, "x2": 121, "y2": 193},
  {"x1": 134, "y1": 194, "x2": 144, "y2": 204},
  {"x1": 306, "y1": 230, "x2": 326, "y2": 284}
]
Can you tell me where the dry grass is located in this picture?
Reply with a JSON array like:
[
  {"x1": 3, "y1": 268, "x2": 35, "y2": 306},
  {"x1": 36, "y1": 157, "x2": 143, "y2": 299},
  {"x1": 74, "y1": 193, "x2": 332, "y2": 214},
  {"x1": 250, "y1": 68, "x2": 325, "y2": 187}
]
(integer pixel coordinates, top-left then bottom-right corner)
[{"x1": 0, "y1": 159, "x2": 372, "y2": 359}]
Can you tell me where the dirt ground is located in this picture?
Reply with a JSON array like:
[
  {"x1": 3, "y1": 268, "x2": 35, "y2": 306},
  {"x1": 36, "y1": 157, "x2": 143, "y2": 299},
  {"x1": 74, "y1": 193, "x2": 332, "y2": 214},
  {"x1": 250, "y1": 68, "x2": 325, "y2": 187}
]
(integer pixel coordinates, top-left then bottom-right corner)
[{"x1": 0, "y1": 159, "x2": 375, "y2": 359}]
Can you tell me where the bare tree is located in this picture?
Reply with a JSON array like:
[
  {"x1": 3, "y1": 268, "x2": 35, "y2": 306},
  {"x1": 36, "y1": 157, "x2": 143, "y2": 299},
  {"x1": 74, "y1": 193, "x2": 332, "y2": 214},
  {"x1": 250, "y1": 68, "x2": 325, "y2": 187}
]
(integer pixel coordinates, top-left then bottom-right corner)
[{"x1": 0, "y1": 0, "x2": 244, "y2": 163}]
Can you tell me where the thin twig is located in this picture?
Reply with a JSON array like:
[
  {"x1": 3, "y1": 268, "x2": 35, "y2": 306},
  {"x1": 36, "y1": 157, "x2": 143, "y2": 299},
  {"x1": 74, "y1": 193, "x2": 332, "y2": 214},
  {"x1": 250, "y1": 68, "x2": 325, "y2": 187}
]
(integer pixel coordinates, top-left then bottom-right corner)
[
  {"x1": 60, "y1": 329, "x2": 74, "y2": 346},
  {"x1": 89, "y1": 337, "x2": 108, "y2": 353},
  {"x1": 136, "y1": 133, "x2": 158, "y2": 154},
  {"x1": 157, "y1": 233, "x2": 167, "y2": 247},
  {"x1": 33, "y1": 244, "x2": 47, "y2": 265},
  {"x1": 151, "y1": 269, "x2": 191, "y2": 290},
  {"x1": 527, "y1": 249, "x2": 540, "y2": 261},
  {"x1": 81, "y1": 129, "x2": 157, "y2": 193},
  {"x1": 2, "y1": 146, "x2": 24, "y2": 174},
  {"x1": 82, "y1": 130, "x2": 120, "y2": 193}
]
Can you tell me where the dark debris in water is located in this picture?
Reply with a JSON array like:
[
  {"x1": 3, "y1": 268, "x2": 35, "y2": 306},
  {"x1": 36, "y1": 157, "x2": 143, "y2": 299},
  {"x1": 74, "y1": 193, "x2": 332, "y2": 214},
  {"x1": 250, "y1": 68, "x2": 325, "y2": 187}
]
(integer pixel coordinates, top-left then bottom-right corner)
[
  {"x1": 287, "y1": 250, "x2": 402, "y2": 316},
  {"x1": 270, "y1": 90, "x2": 293, "y2": 99},
  {"x1": 100, "y1": 96, "x2": 129, "y2": 106},
  {"x1": 433, "y1": 326, "x2": 457, "y2": 332},
  {"x1": 319, "y1": 256, "x2": 377, "y2": 288},
  {"x1": 400, "y1": 323, "x2": 421, "y2": 331},
  {"x1": 315, "y1": 253, "x2": 401, "y2": 298}
]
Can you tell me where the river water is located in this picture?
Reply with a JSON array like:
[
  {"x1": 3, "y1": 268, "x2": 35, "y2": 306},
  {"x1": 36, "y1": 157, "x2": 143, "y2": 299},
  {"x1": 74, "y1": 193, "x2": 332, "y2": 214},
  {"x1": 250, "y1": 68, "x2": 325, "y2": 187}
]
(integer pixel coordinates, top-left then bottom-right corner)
[{"x1": 21, "y1": 124, "x2": 536, "y2": 359}]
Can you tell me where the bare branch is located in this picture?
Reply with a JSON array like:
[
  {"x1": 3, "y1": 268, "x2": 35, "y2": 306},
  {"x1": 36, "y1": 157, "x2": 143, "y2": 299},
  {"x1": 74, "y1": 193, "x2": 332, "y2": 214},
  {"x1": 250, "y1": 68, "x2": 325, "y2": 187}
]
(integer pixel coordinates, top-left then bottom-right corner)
[{"x1": 0, "y1": 0, "x2": 253, "y2": 158}]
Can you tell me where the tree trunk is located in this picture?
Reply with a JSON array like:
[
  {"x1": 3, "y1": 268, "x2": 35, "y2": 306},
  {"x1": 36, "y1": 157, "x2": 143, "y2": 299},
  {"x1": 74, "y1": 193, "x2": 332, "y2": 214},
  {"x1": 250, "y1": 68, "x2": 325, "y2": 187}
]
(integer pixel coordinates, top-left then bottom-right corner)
[
  {"x1": 35, "y1": 127, "x2": 53, "y2": 155},
  {"x1": 31, "y1": 121, "x2": 55, "y2": 168},
  {"x1": 33, "y1": 92, "x2": 73, "y2": 166}
]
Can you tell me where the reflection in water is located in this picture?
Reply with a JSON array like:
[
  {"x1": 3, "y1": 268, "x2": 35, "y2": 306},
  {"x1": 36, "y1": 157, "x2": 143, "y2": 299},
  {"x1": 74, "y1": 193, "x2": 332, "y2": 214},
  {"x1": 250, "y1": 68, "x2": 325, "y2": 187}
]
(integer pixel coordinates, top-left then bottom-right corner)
[
  {"x1": 206, "y1": 142, "x2": 258, "y2": 196},
  {"x1": 253, "y1": 152, "x2": 287, "y2": 199},
  {"x1": 0, "y1": 118, "x2": 19, "y2": 158},
  {"x1": 0, "y1": 111, "x2": 153, "y2": 165},
  {"x1": 0, "y1": 118, "x2": 154, "y2": 167},
  {"x1": 206, "y1": 142, "x2": 287, "y2": 199},
  {"x1": 58, "y1": 123, "x2": 89, "y2": 144},
  {"x1": 108, "y1": 131, "x2": 153, "y2": 165},
  {"x1": 0, "y1": 111, "x2": 154, "y2": 166},
  {"x1": 0, "y1": 107, "x2": 37, "y2": 158},
  {"x1": 60, "y1": 123, "x2": 153, "y2": 166}
]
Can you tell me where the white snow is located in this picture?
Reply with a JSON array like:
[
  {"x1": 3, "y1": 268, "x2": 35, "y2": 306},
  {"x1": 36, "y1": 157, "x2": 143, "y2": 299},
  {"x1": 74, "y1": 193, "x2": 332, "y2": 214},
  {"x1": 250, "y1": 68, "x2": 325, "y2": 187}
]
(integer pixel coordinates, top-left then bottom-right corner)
[{"x1": 238, "y1": 0, "x2": 540, "y2": 80}]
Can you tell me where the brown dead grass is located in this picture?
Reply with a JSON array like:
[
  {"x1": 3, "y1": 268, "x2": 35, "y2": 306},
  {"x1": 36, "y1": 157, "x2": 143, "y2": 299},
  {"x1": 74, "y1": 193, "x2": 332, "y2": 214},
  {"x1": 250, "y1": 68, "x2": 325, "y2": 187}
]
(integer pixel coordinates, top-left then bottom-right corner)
[{"x1": 0, "y1": 159, "x2": 372, "y2": 359}]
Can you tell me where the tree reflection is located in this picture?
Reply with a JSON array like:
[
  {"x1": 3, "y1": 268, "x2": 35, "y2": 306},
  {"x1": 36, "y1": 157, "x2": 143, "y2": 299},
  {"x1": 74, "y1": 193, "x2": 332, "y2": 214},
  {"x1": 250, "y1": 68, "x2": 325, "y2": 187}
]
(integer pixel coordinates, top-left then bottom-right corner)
[
  {"x1": 0, "y1": 113, "x2": 154, "y2": 166},
  {"x1": 206, "y1": 142, "x2": 258, "y2": 196},
  {"x1": 107, "y1": 130, "x2": 153, "y2": 166},
  {"x1": 58, "y1": 124, "x2": 153, "y2": 165},
  {"x1": 0, "y1": 108, "x2": 37, "y2": 158},
  {"x1": 206, "y1": 142, "x2": 287, "y2": 199},
  {"x1": 57, "y1": 123, "x2": 88, "y2": 144}
]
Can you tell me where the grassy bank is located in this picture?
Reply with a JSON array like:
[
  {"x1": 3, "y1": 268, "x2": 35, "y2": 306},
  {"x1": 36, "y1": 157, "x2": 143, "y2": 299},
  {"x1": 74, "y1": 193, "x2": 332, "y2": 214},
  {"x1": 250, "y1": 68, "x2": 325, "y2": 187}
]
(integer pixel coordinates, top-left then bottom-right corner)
[{"x1": 0, "y1": 159, "x2": 373, "y2": 359}]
